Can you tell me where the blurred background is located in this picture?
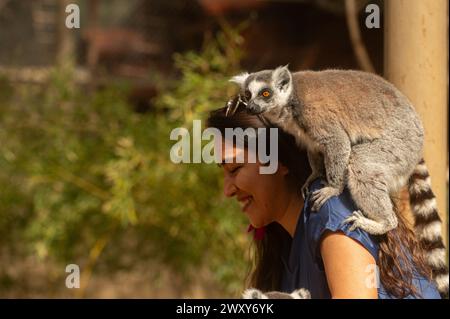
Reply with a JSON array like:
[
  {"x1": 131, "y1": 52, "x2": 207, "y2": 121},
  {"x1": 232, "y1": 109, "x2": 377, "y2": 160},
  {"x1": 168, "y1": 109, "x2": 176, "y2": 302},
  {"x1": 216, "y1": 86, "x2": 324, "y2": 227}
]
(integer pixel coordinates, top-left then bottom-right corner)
[{"x1": 0, "y1": 0, "x2": 447, "y2": 298}]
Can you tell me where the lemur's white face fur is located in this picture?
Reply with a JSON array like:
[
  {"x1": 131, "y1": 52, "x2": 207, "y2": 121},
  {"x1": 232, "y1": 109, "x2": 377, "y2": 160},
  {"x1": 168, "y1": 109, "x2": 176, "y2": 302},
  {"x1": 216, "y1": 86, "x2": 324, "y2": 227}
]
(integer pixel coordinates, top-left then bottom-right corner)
[{"x1": 230, "y1": 65, "x2": 293, "y2": 115}]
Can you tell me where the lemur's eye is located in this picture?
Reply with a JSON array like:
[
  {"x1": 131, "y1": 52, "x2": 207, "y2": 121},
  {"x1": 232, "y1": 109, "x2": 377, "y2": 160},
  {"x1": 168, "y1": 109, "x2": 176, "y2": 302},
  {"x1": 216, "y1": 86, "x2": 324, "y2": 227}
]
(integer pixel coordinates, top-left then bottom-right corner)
[{"x1": 261, "y1": 90, "x2": 271, "y2": 98}]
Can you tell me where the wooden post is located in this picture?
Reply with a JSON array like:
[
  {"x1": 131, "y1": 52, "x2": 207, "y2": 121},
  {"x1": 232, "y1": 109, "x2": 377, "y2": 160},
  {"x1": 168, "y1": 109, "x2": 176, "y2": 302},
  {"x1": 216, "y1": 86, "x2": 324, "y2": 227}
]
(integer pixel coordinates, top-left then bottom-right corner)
[{"x1": 384, "y1": 0, "x2": 448, "y2": 248}]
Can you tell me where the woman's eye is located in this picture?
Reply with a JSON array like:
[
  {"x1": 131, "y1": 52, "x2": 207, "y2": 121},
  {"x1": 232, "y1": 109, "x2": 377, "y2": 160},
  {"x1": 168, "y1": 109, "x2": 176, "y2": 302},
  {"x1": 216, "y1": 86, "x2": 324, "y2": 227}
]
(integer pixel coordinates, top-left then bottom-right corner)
[{"x1": 230, "y1": 166, "x2": 242, "y2": 174}]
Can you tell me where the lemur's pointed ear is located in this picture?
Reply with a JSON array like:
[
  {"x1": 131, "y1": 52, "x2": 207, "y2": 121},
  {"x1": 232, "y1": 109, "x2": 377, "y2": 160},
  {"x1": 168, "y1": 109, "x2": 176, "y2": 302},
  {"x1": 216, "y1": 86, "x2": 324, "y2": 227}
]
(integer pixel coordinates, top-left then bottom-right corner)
[
  {"x1": 291, "y1": 288, "x2": 311, "y2": 299},
  {"x1": 229, "y1": 72, "x2": 249, "y2": 87},
  {"x1": 272, "y1": 65, "x2": 292, "y2": 92}
]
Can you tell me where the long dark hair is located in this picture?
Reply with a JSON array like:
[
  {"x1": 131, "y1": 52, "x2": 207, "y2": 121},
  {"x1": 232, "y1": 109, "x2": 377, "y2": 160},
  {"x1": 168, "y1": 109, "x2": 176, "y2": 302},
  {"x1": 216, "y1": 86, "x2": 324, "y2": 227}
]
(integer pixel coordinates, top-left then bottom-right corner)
[{"x1": 207, "y1": 104, "x2": 432, "y2": 298}]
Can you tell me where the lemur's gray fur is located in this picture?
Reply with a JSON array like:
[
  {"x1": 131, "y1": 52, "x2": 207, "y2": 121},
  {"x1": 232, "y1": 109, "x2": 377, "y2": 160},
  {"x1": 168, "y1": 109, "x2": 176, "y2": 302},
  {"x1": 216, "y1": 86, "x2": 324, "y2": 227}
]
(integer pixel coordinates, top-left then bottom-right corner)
[
  {"x1": 242, "y1": 288, "x2": 311, "y2": 299},
  {"x1": 230, "y1": 66, "x2": 448, "y2": 298}
]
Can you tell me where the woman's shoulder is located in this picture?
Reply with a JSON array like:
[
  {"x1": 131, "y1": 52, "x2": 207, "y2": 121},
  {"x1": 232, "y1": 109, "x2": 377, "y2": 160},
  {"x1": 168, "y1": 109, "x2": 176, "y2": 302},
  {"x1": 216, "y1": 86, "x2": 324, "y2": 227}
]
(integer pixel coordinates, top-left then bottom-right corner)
[
  {"x1": 303, "y1": 178, "x2": 441, "y2": 299},
  {"x1": 304, "y1": 178, "x2": 379, "y2": 261}
]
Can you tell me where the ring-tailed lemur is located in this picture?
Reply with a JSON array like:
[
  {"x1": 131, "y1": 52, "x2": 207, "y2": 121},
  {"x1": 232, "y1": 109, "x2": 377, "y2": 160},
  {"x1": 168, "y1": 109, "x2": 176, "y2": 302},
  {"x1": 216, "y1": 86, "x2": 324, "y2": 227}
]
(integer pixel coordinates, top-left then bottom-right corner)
[
  {"x1": 242, "y1": 288, "x2": 311, "y2": 299},
  {"x1": 229, "y1": 66, "x2": 449, "y2": 298}
]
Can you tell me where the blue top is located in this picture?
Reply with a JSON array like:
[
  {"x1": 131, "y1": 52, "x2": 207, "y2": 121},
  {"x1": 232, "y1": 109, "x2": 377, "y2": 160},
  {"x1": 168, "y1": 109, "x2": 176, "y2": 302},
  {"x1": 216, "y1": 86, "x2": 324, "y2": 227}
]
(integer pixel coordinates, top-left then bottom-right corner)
[{"x1": 280, "y1": 178, "x2": 441, "y2": 299}]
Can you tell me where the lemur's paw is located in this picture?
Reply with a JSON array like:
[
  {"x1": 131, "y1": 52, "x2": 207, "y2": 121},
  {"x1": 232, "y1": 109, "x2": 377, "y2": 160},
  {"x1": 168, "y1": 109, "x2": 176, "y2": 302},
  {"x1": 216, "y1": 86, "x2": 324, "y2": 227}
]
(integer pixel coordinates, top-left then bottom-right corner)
[
  {"x1": 343, "y1": 210, "x2": 366, "y2": 231},
  {"x1": 300, "y1": 174, "x2": 324, "y2": 200},
  {"x1": 310, "y1": 186, "x2": 341, "y2": 211},
  {"x1": 344, "y1": 211, "x2": 398, "y2": 235}
]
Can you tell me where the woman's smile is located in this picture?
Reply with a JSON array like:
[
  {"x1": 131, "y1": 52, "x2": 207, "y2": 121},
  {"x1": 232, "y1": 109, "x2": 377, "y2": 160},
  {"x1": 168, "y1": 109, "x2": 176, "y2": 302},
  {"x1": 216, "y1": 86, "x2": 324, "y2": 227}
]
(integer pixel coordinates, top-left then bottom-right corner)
[{"x1": 238, "y1": 195, "x2": 253, "y2": 213}]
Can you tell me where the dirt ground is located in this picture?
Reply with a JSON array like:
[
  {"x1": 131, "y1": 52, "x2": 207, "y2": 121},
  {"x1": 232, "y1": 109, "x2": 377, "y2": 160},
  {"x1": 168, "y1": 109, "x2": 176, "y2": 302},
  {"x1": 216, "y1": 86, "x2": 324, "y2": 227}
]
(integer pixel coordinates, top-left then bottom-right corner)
[{"x1": 0, "y1": 252, "x2": 230, "y2": 298}]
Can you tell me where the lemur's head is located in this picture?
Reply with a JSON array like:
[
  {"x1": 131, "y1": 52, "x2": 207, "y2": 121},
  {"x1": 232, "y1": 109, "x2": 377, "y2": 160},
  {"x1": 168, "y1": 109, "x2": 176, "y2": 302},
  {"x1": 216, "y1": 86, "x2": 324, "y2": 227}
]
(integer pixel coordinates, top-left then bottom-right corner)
[{"x1": 229, "y1": 65, "x2": 293, "y2": 115}]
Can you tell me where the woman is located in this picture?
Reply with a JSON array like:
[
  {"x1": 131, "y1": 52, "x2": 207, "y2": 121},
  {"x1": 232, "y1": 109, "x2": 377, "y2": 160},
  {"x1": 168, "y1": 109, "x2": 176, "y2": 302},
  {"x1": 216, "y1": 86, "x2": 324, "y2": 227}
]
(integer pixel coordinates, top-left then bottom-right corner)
[{"x1": 206, "y1": 102, "x2": 441, "y2": 299}]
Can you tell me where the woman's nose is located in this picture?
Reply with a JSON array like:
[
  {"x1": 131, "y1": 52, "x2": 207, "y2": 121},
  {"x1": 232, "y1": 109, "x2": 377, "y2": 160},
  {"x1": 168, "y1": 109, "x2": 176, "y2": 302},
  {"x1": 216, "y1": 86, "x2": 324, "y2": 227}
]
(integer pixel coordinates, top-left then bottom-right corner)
[{"x1": 223, "y1": 176, "x2": 237, "y2": 198}]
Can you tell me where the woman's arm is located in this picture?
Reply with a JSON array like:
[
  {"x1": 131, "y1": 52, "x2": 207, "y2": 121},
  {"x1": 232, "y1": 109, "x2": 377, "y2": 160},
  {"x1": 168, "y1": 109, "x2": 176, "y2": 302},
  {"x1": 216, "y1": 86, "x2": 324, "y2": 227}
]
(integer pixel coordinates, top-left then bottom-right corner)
[{"x1": 320, "y1": 230, "x2": 378, "y2": 299}]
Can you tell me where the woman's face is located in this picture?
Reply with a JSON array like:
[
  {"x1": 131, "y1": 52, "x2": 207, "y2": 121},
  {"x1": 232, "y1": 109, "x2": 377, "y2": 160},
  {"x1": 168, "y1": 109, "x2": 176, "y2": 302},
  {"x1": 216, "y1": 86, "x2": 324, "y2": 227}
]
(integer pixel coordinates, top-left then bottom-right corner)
[{"x1": 219, "y1": 139, "x2": 291, "y2": 228}]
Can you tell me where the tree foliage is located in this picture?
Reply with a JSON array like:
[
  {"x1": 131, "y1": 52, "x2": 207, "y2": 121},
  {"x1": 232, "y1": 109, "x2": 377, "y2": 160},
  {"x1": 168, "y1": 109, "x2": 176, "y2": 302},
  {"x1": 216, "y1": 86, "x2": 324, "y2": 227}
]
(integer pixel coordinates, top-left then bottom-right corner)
[{"x1": 0, "y1": 26, "x2": 252, "y2": 296}]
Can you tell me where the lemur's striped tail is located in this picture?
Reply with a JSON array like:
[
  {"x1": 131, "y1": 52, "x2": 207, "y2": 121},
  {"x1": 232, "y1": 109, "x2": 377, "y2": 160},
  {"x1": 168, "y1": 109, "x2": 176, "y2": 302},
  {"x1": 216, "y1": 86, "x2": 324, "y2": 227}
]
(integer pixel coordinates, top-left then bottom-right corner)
[{"x1": 408, "y1": 159, "x2": 449, "y2": 299}]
